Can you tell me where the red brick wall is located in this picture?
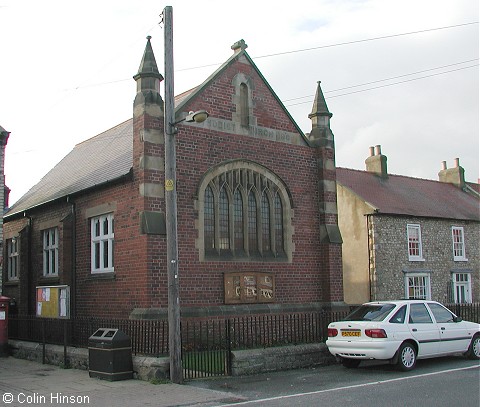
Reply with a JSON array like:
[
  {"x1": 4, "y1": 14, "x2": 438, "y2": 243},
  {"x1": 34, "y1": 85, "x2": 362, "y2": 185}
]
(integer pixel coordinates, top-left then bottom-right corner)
[
  {"x1": 169, "y1": 57, "x2": 343, "y2": 307},
  {"x1": 3, "y1": 53, "x2": 344, "y2": 319}
]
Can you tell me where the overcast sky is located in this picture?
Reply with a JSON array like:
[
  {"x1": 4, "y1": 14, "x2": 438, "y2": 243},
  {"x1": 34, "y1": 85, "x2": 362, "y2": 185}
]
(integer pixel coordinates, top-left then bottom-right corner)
[{"x1": 1, "y1": 0, "x2": 478, "y2": 205}]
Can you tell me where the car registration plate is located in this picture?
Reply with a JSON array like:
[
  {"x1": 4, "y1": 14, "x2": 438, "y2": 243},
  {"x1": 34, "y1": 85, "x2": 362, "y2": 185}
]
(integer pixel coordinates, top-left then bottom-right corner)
[{"x1": 341, "y1": 330, "x2": 361, "y2": 337}]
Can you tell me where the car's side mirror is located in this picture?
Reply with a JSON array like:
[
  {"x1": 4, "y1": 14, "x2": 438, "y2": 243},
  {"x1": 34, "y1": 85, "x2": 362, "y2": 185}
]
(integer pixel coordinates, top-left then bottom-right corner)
[{"x1": 453, "y1": 316, "x2": 463, "y2": 323}]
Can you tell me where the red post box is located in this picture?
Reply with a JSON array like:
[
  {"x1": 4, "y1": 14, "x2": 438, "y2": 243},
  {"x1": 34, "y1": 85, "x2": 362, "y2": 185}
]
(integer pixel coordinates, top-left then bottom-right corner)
[{"x1": 0, "y1": 295, "x2": 10, "y2": 357}]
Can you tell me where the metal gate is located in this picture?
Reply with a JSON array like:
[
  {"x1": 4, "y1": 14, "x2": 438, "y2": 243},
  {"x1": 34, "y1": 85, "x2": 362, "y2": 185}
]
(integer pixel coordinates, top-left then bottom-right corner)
[{"x1": 181, "y1": 319, "x2": 231, "y2": 380}]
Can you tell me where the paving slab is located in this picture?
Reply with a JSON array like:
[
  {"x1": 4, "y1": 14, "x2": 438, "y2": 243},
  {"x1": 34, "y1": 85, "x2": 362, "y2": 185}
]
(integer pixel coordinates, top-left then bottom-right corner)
[{"x1": 0, "y1": 357, "x2": 243, "y2": 407}]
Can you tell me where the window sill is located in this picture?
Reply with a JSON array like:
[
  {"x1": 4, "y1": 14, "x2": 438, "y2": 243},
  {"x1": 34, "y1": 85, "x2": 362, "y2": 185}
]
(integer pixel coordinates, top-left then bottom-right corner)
[
  {"x1": 453, "y1": 258, "x2": 468, "y2": 262},
  {"x1": 408, "y1": 258, "x2": 425, "y2": 262},
  {"x1": 39, "y1": 276, "x2": 60, "y2": 284},
  {"x1": 204, "y1": 252, "x2": 288, "y2": 262},
  {"x1": 3, "y1": 280, "x2": 19, "y2": 286},
  {"x1": 89, "y1": 272, "x2": 116, "y2": 281}
]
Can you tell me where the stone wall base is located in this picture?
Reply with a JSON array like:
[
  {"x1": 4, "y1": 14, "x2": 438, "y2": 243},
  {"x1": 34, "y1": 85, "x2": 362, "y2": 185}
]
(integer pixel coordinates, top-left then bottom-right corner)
[
  {"x1": 231, "y1": 343, "x2": 336, "y2": 376},
  {"x1": 8, "y1": 340, "x2": 336, "y2": 380},
  {"x1": 8, "y1": 340, "x2": 169, "y2": 381}
]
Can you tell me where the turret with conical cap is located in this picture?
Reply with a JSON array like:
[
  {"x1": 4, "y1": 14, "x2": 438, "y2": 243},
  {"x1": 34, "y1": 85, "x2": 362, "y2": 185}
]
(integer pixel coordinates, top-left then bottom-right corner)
[
  {"x1": 133, "y1": 36, "x2": 164, "y2": 114},
  {"x1": 309, "y1": 81, "x2": 332, "y2": 130},
  {"x1": 132, "y1": 36, "x2": 166, "y2": 234}
]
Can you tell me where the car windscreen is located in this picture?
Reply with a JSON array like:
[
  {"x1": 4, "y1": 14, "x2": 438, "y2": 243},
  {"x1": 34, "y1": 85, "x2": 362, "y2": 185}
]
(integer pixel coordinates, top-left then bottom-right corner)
[{"x1": 343, "y1": 304, "x2": 396, "y2": 321}]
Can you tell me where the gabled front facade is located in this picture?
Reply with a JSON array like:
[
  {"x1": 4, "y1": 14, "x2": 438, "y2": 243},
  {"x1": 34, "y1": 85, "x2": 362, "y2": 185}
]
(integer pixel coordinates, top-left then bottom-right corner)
[
  {"x1": 337, "y1": 146, "x2": 480, "y2": 305},
  {"x1": 2, "y1": 39, "x2": 344, "y2": 319}
]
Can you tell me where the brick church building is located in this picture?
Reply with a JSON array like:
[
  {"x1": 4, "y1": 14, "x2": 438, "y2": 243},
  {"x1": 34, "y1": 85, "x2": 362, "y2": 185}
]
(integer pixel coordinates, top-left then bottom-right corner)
[{"x1": 2, "y1": 38, "x2": 343, "y2": 319}]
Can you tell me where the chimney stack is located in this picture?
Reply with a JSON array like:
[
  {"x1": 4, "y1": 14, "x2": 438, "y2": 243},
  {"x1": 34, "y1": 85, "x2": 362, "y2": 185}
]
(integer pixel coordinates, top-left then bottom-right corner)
[
  {"x1": 365, "y1": 145, "x2": 388, "y2": 178},
  {"x1": 438, "y1": 158, "x2": 465, "y2": 189}
]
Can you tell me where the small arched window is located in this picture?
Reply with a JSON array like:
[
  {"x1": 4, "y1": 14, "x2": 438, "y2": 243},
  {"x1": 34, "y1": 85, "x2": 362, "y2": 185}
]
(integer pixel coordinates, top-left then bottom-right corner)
[{"x1": 240, "y1": 83, "x2": 249, "y2": 127}]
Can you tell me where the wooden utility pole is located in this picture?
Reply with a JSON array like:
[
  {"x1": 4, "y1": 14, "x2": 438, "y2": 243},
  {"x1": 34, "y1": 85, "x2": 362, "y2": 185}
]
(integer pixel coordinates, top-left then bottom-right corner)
[{"x1": 163, "y1": 5, "x2": 182, "y2": 384}]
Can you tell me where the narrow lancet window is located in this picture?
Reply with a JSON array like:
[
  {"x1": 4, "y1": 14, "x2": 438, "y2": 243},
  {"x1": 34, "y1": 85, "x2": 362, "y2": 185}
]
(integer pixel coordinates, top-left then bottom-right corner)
[
  {"x1": 248, "y1": 191, "x2": 258, "y2": 254},
  {"x1": 240, "y1": 83, "x2": 249, "y2": 127},
  {"x1": 204, "y1": 186, "x2": 215, "y2": 251},
  {"x1": 261, "y1": 192, "x2": 271, "y2": 253},
  {"x1": 219, "y1": 187, "x2": 230, "y2": 250}
]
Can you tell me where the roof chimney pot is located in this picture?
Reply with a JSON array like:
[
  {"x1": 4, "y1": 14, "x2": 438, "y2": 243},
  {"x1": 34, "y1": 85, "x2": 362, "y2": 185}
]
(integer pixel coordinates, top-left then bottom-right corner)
[
  {"x1": 438, "y1": 158, "x2": 465, "y2": 189},
  {"x1": 365, "y1": 145, "x2": 388, "y2": 178}
]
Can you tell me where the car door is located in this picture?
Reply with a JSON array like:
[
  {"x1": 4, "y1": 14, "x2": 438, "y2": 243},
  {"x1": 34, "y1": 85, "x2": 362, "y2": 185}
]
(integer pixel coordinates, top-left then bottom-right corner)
[
  {"x1": 427, "y1": 302, "x2": 471, "y2": 354},
  {"x1": 407, "y1": 303, "x2": 440, "y2": 357}
]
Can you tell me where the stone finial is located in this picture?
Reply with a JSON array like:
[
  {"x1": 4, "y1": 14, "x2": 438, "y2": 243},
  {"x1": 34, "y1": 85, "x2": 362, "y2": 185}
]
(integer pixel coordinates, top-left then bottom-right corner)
[{"x1": 231, "y1": 39, "x2": 248, "y2": 53}]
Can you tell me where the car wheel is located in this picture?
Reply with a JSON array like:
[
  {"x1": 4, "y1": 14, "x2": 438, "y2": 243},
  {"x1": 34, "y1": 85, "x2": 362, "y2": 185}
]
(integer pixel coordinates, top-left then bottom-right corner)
[
  {"x1": 466, "y1": 334, "x2": 480, "y2": 360},
  {"x1": 397, "y1": 342, "x2": 416, "y2": 371},
  {"x1": 341, "y1": 358, "x2": 361, "y2": 368}
]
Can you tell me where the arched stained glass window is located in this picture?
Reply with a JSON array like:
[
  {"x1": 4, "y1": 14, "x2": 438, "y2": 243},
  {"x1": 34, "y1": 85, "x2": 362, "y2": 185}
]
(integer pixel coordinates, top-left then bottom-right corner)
[{"x1": 200, "y1": 161, "x2": 290, "y2": 261}]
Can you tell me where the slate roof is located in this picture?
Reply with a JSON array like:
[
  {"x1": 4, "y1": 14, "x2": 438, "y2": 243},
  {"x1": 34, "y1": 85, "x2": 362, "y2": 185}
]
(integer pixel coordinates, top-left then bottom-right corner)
[
  {"x1": 5, "y1": 39, "x2": 309, "y2": 219},
  {"x1": 6, "y1": 119, "x2": 133, "y2": 217},
  {"x1": 336, "y1": 167, "x2": 480, "y2": 221}
]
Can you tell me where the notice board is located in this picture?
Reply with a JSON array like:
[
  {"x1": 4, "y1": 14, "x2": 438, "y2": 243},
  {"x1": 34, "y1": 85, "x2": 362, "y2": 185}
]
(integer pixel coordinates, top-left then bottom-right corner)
[{"x1": 36, "y1": 285, "x2": 70, "y2": 319}]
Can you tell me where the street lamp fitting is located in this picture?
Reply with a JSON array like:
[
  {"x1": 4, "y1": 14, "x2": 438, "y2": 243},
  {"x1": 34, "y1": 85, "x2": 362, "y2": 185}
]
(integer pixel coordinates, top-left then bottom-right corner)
[{"x1": 171, "y1": 110, "x2": 209, "y2": 127}]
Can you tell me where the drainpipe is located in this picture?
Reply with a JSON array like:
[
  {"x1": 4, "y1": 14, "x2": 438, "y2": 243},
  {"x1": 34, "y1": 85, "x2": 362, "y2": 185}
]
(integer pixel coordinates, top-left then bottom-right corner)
[
  {"x1": 66, "y1": 196, "x2": 76, "y2": 319},
  {"x1": 366, "y1": 214, "x2": 376, "y2": 301},
  {"x1": 23, "y1": 212, "x2": 33, "y2": 315}
]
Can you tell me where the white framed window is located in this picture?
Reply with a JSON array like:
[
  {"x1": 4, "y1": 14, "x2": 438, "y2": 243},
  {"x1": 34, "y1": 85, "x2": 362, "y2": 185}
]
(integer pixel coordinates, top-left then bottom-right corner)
[
  {"x1": 405, "y1": 273, "x2": 431, "y2": 300},
  {"x1": 7, "y1": 238, "x2": 19, "y2": 281},
  {"x1": 91, "y1": 213, "x2": 114, "y2": 273},
  {"x1": 43, "y1": 228, "x2": 59, "y2": 276},
  {"x1": 452, "y1": 227, "x2": 467, "y2": 261},
  {"x1": 407, "y1": 224, "x2": 424, "y2": 261},
  {"x1": 452, "y1": 272, "x2": 472, "y2": 303}
]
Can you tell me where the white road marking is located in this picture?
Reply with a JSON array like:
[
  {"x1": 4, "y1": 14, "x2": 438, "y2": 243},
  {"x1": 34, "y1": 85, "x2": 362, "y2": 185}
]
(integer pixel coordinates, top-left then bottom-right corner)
[{"x1": 218, "y1": 365, "x2": 480, "y2": 406}]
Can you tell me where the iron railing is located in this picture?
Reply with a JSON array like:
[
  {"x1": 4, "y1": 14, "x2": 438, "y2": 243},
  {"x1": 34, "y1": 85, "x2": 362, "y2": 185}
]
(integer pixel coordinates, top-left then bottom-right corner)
[
  {"x1": 446, "y1": 302, "x2": 480, "y2": 323},
  {"x1": 8, "y1": 316, "x2": 169, "y2": 356},
  {"x1": 8, "y1": 302, "x2": 479, "y2": 357}
]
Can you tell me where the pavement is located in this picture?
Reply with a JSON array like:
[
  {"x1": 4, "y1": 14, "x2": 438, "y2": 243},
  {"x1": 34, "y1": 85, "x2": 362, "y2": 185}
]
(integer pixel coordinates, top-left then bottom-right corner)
[{"x1": 0, "y1": 356, "x2": 244, "y2": 407}]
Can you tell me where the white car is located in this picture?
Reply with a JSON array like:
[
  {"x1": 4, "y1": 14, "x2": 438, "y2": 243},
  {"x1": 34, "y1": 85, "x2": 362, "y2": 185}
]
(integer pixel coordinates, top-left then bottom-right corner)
[{"x1": 326, "y1": 300, "x2": 480, "y2": 371}]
